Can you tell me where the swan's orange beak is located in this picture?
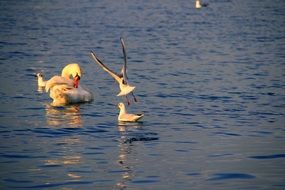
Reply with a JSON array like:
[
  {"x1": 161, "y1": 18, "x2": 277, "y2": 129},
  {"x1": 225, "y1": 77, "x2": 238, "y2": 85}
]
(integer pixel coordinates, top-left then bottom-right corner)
[{"x1": 73, "y1": 74, "x2": 81, "y2": 88}]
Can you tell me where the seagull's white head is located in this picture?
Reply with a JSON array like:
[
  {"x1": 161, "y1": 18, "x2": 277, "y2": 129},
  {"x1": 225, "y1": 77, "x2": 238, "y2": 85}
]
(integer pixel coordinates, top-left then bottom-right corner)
[
  {"x1": 117, "y1": 102, "x2": 128, "y2": 117},
  {"x1": 196, "y1": 0, "x2": 201, "y2": 8},
  {"x1": 35, "y1": 73, "x2": 44, "y2": 79},
  {"x1": 118, "y1": 102, "x2": 125, "y2": 110}
]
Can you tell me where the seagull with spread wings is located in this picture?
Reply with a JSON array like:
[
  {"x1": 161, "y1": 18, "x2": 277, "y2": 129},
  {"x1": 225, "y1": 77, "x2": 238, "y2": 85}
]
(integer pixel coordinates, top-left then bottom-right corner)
[{"x1": 90, "y1": 38, "x2": 137, "y2": 105}]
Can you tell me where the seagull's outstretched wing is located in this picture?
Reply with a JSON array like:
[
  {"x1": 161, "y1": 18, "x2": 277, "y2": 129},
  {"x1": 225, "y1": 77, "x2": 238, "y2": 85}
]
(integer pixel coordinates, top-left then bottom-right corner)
[
  {"x1": 120, "y1": 37, "x2": 128, "y2": 83},
  {"x1": 90, "y1": 52, "x2": 121, "y2": 84}
]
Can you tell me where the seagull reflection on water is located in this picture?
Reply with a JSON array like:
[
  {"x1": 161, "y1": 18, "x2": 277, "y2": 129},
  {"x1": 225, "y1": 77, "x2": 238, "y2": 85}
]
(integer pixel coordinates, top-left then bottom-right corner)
[
  {"x1": 37, "y1": 86, "x2": 45, "y2": 93},
  {"x1": 117, "y1": 122, "x2": 142, "y2": 132},
  {"x1": 115, "y1": 123, "x2": 159, "y2": 189},
  {"x1": 115, "y1": 124, "x2": 140, "y2": 189}
]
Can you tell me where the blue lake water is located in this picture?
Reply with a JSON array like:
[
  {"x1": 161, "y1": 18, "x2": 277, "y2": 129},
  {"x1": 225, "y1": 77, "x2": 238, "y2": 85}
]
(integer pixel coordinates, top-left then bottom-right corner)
[{"x1": 0, "y1": 0, "x2": 285, "y2": 189}]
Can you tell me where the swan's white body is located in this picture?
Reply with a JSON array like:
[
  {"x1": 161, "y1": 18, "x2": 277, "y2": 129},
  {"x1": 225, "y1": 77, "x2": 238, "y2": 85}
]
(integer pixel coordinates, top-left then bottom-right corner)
[
  {"x1": 36, "y1": 73, "x2": 47, "y2": 87},
  {"x1": 118, "y1": 102, "x2": 144, "y2": 122},
  {"x1": 45, "y1": 63, "x2": 93, "y2": 106}
]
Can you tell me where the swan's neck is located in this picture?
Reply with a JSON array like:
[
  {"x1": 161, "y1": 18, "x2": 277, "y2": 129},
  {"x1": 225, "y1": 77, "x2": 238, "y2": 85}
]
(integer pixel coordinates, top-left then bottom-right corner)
[
  {"x1": 61, "y1": 71, "x2": 71, "y2": 79},
  {"x1": 196, "y1": 0, "x2": 201, "y2": 8}
]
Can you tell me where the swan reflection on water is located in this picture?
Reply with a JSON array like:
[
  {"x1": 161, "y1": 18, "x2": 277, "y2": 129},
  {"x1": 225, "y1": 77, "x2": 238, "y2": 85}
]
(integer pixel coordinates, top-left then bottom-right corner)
[
  {"x1": 45, "y1": 103, "x2": 83, "y2": 128},
  {"x1": 44, "y1": 104, "x2": 83, "y2": 181},
  {"x1": 43, "y1": 137, "x2": 83, "y2": 181}
]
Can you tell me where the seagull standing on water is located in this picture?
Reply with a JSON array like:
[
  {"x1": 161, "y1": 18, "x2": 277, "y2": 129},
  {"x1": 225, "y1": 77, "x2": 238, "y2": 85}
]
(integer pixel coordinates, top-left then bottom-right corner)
[{"x1": 90, "y1": 38, "x2": 137, "y2": 105}]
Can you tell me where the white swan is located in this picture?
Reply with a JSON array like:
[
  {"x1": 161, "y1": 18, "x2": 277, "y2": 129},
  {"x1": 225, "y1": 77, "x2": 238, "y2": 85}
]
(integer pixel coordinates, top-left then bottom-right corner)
[
  {"x1": 45, "y1": 63, "x2": 93, "y2": 106},
  {"x1": 35, "y1": 73, "x2": 47, "y2": 88},
  {"x1": 117, "y1": 102, "x2": 144, "y2": 122},
  {"x1": 90, "y1": 38, "x2": 137, "y2": 105}
]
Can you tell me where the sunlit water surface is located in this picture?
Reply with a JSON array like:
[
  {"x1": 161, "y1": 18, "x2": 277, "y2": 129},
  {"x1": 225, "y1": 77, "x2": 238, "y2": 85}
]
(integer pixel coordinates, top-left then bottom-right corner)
[{"x1": 0, "y1": 0, "x2": 285, "y2": 189}]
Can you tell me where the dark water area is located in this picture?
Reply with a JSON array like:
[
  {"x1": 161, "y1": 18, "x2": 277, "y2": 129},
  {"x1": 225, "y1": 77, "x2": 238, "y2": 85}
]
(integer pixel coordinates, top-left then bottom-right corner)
[{"x1": 0, "y1": 0, "x2": 285, "y2": 189}]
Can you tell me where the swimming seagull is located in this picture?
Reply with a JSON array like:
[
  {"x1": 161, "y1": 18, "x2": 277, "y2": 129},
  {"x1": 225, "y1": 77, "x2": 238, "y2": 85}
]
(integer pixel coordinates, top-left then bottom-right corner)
[
  {"x1": 117, "y1": 102, "x2": 144, "y2": 122},
  {"x1": 90, "y1": 39, "x2": 137, "y2": 105},
  {"x1": 35, "y1": 73, "x2": 47, "y2": 88},
  {"x1": 196, "y1": 0, "x2": 208, "y2": 9}
]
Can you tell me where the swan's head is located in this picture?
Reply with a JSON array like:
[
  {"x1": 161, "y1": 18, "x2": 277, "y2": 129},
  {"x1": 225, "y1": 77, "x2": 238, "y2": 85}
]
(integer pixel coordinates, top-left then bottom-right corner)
[
  {"x1": 74, "y1": 73, "x2": 81, "y2": 80},
  {"x1": 61, "y1": 63, "x2": 82, "y2": 79}
]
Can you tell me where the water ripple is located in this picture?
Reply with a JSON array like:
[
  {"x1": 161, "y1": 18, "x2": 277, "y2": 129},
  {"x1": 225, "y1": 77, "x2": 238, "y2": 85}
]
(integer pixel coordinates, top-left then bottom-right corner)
[
  {"x1": 249, "y1": 154, "x2": 285, "y2": 160},
  {"x1": 208, "y1": 173, "x2": 256, "y2": 181},
  {"x1": 0, "y1": 1, "x2": 285, "y2": 189},
  {"x1": 8, "y1": 180, "x2": 95, "y2": 189},
  {"x1": 0, "y1": 153, "x2": 46, "y2": 159}
]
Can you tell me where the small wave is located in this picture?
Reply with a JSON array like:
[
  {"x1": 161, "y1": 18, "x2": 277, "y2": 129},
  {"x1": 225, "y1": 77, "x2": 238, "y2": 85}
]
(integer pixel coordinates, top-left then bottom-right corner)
[
  {"x1": 132, "y1": 179, "x2": 159, "y2": 184},
  {"x1": 186, "y1": 172, "x2": 200, "y2": 176},
  {"x1": 23, "y1": 107, "x2": 43, "y2": 111},
  {"x1": 213, "y1": 132, "x2": 241, "y2": 137},
  {"x1": 13, "y1": 180, "x2": 94, "y2": 189},
  {"x1": 0, "y1": 130, "x2": 10, "y2": 134},
  {"x1": 31, "y1": 128, "x2": 69, "y2": 137},
  {"x1": 0, "y1": 153, "x2": 45, "y2": 159},
  {"x1": 208, "y1": 173, "x2": 255, "y2": 181},
  {"x1": 249, "y1": 154, "x2": 285, "y2": 160},
  {"x1": 197, "y1": 95, "x2": 232, "y2": 101},
  {"x1": 124, "y1": 137, "x2": 159, "y2": 144},
  {"x1": 4, "y1": 178, "x2": 33, "y2": 183},
  {"x1": 174, "y1": 140, "x2": 197, "y2": 144},
  {"x1": 208, "y1": 153, "x2": 232, "y2": 158}
]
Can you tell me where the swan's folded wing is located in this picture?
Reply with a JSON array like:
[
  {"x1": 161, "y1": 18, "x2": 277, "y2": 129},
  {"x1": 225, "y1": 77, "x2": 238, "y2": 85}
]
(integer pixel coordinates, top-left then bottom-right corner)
[
  {"x1": 45, "y1": 76, "x2": 74, "y2": 92},
  {"x1": 90, "y1": 52, "x2": 121, "y2": 83}
]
